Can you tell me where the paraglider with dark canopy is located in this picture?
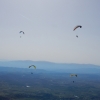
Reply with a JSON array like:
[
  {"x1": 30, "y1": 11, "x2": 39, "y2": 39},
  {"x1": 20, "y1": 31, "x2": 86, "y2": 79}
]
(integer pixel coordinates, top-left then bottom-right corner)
[{"x1": 73, "y1": 25, "x2": 82, "y2": 31}]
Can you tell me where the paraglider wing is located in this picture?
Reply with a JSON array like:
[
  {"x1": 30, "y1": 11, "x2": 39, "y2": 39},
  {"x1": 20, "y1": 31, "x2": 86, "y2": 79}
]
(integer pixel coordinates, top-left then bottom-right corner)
[
  {"x1": 70, "y1": 74, "x2": 77, "y2": 77},
  {"x1": 73, "y1": 25, "x2": 82, "y2": 31},
  {"x1": 19, "y1": 31, "x2": 25, "y2": 34},
  {"x1": 28, "y1": 65, "x2": 36, "y2": 69}
]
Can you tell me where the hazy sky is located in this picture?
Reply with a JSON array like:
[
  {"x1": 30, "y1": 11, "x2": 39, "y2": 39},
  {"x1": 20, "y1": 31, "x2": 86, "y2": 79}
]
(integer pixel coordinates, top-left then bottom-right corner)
[{"x1": 0, "y1": 0, "x2": 100, "y2": 65}]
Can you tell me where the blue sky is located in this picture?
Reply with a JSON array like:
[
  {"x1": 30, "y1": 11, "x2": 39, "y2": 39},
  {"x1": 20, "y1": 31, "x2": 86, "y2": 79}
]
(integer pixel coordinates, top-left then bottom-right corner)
[{"x1": 0, "y1": 0, "x2": 100, "y2": 65}]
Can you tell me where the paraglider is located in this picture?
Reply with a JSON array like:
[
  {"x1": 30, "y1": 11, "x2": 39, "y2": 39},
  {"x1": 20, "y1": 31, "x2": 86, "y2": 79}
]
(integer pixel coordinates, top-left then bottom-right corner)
[
  {"x1": 70, "y1": 74, "x2": 77, "y2": 83},
  {"x1": 73, "y1": 25, "x2": 82, "y2": 38},
  {"x1": 19, "y1": 31, "x2": 25, "y2": 38},
  {"x1": 29, "y1": 65, "x2": 36, "y2": 69},
  {"x1": 73, "y1": 25, "x2": 82, "y2": 31},
  {"x1": 29, "y1": 65, "x2": 36, "y2": 74}
]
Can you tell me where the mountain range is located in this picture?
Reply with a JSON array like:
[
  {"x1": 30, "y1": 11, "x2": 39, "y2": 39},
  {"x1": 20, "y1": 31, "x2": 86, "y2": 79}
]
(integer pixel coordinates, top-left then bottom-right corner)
[{"x1": 0, "y1": 60, "x2": 100, "y2": 74}]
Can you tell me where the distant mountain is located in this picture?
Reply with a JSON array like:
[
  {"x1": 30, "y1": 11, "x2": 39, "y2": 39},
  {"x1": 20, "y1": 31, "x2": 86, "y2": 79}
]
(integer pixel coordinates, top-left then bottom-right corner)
[{"x1": 0, "y1": 60, "x2": 100, "y2": 74}]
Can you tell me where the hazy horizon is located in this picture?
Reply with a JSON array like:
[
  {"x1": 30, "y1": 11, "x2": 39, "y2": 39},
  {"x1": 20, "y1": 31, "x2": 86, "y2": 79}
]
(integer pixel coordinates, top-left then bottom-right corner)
[{"x1": 0, "y1": 59, "x2": 100, "y2": 67}]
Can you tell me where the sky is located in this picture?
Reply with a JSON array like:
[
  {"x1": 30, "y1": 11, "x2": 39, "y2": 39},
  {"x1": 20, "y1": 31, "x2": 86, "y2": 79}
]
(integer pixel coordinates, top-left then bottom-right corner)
[{"x1": 0, "y1": 0, "x2": 100, "y2": 65}]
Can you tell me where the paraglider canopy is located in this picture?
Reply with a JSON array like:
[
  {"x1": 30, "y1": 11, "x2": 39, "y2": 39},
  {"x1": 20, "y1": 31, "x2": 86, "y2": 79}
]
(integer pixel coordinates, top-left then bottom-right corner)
[
  {"x1": 19, "y1": 31, "x2": 25, "y2": 34},
  {"x1": 70, "y1": 74, "x2": 77, "y2": 77},
  {"x1": 73, "y1": 25, "x2": 82, "y2": 31},
  {"x1": 29, "y1": 65, "x2": 36, "y2": 69}
]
